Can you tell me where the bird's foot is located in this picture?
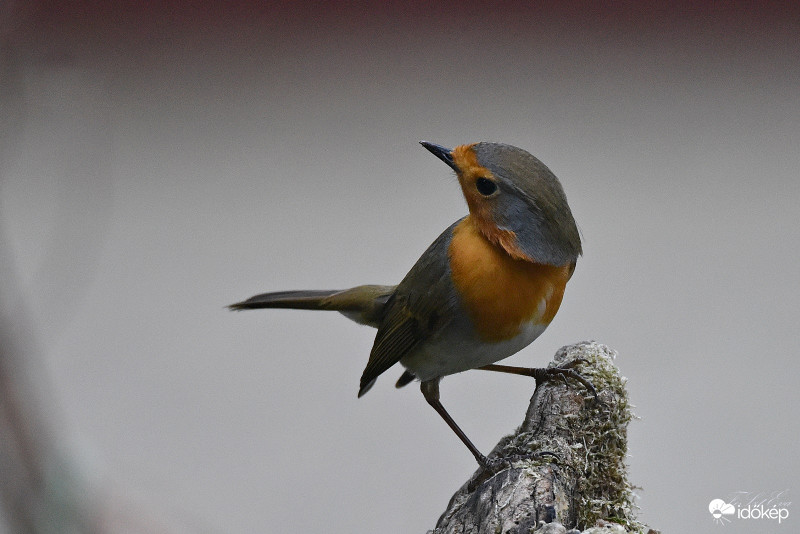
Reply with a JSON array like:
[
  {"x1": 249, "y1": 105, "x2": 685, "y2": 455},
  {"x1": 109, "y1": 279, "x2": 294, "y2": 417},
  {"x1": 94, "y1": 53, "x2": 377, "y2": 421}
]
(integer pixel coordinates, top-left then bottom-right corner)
[
  {"x1": 479, "y1": 359, "x2": 598, "y2": 401},
  {"x1": 484, "y1": 450, "x2": 559, "y2": 469},
  {"x1": 532, "y1": 358, "x2": 598, "y2": 401},
  {"x1": 469, "y1": 451, "x2": 560, "y2": 491}
]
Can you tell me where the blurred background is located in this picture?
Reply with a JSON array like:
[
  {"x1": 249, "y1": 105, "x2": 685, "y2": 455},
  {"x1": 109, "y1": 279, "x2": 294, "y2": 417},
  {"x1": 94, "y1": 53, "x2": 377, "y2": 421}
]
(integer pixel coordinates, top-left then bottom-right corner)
[{"x1": 1, "y1": 1, "x2": 798, "y2": 532}]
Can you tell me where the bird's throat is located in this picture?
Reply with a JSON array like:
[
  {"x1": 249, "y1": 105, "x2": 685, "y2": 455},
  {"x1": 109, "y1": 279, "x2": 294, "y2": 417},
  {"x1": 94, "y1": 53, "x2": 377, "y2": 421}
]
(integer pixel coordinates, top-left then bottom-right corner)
[{"x1": 447, "y1": 216, "x2": 570, "y2": 342}]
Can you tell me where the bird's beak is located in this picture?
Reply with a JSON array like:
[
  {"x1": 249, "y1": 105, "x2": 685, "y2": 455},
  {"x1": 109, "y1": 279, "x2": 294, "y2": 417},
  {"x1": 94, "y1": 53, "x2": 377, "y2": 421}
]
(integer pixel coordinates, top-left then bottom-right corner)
[{"x1": 420, "y1": 141, "x2": 457, "y2": 172}]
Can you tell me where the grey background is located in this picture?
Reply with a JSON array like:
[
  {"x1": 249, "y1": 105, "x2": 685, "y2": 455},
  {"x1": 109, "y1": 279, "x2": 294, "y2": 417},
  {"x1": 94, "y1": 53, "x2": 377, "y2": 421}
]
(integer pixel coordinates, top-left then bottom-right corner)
[{"x1": 2, "y1": 2, "x2": 798, "y2": 533}]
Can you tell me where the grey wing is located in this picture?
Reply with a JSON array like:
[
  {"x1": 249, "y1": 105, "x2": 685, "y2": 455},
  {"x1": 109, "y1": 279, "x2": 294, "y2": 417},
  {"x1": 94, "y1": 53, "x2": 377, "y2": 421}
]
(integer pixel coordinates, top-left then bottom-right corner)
[{"x1": 357, "y1": 218, "x2": 464, "y2": 396}]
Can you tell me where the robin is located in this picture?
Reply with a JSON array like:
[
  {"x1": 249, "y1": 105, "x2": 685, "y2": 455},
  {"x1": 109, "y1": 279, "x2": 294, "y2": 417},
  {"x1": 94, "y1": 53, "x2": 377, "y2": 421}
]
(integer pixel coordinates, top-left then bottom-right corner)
[{"x1": 230, "y1": 141, "x2": 588, "y2": 467}]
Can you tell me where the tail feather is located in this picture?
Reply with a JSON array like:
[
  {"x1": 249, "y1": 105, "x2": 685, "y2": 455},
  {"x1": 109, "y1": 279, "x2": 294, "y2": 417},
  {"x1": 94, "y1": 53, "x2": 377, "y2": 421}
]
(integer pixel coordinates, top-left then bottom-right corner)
[
  {"x1": 395, "y1": 370, "x2": 416, "y2": 389},
  {"x1": 228, "y1": 284, "x2": 395, "y2": 327},
  {"x1": 228, "y1": 290, "x2": 343, "y2": 311}
]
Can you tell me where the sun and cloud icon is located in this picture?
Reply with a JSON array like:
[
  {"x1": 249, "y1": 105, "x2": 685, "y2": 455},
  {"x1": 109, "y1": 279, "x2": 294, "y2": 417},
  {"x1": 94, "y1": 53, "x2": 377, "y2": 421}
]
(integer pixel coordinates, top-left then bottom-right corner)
[{"x1": 709, "y1": 499, "x2": 736, "y2": 525}]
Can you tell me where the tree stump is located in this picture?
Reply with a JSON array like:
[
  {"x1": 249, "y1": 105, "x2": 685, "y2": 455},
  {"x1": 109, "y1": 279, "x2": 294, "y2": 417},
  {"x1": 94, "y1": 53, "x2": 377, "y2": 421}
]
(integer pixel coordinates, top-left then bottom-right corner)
[{"x1": 429, "y1": 341, "x2": 656, "y2": 534}]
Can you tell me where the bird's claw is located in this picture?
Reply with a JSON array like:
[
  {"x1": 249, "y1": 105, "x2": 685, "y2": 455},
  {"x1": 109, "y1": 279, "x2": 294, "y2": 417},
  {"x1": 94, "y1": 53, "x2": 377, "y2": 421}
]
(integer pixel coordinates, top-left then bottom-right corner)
[
  {"x1": 536, "y1": 359, "x2": 599, "y2": 402},
  {"x1": 469, "y1": 451, "x2": 560, "y2": 492},
  {"x1": 479, "y1": 450, "x2": 559, "y2": 471}
]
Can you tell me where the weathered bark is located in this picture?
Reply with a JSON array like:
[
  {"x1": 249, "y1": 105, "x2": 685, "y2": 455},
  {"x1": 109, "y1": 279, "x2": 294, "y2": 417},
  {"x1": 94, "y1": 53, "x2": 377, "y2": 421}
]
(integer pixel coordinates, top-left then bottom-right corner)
[{"x1": 430, "y1": 342, "x2": 656, "y2": 534}]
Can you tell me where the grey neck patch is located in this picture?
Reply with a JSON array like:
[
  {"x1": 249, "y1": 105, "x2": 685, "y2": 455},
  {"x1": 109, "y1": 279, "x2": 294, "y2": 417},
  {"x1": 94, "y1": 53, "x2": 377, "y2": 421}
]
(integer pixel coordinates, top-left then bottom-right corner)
[{"x1": 472, "y1": 143, "x2": 582, "y2": 266}]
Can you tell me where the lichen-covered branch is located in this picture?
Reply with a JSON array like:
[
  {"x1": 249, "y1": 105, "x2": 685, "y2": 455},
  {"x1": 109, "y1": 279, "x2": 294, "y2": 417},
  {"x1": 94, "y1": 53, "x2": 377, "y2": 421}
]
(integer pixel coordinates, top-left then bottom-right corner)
[{"x1": 430, "y1": 342, "x2": 656, "y2": 534}]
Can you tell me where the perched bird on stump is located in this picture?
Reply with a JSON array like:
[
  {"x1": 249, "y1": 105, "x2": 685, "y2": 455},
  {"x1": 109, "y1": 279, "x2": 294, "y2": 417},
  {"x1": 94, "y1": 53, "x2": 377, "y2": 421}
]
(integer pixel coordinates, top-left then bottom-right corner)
[{"x1": 230, "y1": 141, "x2": 588, "y2": 467}]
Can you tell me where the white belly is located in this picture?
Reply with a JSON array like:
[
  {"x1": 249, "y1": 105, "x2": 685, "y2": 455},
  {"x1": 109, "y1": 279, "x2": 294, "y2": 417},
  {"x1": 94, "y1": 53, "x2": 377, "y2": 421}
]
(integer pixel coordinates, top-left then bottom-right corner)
[{"x1": 401, "y1": 321, "x2": 549, "y2": 382}]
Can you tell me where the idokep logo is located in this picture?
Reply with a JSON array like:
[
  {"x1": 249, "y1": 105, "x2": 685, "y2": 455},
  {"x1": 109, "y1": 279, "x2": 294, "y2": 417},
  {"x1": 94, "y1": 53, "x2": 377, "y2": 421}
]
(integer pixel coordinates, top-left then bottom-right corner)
[{"x1": 709, "y1": 491, "x2": 790, "y2": 526}]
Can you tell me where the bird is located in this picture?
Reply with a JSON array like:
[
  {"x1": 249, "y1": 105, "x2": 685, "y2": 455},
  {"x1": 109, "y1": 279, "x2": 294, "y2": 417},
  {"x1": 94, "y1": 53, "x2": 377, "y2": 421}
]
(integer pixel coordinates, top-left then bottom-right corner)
[{"x1": 230, "y1": 141, "x2": 585, "y2": 467}]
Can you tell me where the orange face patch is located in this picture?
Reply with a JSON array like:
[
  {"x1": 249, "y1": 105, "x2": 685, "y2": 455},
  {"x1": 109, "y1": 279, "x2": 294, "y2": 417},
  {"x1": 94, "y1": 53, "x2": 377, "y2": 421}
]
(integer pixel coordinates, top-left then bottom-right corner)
[
  {"x1": 450, "y1": 144, "x2": 531, "y2": 261},
  {"x1": 448, "y1": 216, "x2": 571, "y2": 342}
]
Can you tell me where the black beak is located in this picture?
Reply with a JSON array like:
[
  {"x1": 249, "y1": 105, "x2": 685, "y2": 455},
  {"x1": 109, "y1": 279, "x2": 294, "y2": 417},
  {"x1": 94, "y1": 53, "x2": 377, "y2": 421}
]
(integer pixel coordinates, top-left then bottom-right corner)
[{"x1": 419, "y1": 141, "x2": 457, "y2": 172}]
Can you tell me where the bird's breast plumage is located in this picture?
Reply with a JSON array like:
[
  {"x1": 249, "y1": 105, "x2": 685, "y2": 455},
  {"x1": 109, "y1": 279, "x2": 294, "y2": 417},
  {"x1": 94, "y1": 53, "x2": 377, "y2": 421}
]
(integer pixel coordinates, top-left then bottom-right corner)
[{"x1": 447, "y1": 215, "x2": 572, "y2": 343}]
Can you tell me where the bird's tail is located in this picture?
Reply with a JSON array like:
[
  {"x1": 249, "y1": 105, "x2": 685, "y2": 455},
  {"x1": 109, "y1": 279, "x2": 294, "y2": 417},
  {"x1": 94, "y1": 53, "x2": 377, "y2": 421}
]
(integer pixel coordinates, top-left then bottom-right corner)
[{"x1": 228, "y1": 284, "x2": 395, "y2": 328}]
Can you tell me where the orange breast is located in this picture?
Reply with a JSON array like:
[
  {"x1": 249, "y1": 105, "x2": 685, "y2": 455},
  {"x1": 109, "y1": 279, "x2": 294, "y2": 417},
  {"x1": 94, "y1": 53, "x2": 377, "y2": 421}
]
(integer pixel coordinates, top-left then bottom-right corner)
[{"x1": 448, "y1": 216, "x2": 572, "y2": 342}]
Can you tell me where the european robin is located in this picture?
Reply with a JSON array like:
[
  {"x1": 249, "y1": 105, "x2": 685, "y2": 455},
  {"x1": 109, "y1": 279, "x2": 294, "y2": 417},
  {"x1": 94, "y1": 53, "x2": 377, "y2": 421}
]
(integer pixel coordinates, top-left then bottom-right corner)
[{"x1": 230, "y1": 141, "x2": 587, "y2": 467}]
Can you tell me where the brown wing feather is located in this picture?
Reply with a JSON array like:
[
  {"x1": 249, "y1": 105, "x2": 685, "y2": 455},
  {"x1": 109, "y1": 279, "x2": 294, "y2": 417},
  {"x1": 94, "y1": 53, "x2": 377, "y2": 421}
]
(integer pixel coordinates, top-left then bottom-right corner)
[
  {"x1": 358, "y1": 302, "x2": 421, "y2": 396},
  {"x1": 357, "y1": 219, "x2": 463, "y2": 396}
]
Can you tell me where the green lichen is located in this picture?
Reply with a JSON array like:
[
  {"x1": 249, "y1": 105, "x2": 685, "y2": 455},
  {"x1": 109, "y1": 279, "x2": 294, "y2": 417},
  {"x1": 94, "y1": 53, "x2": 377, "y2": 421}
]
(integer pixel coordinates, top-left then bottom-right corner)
[
  {"x1": 563, "y1": 343, "x2": 647, "y2": 533},
  {"x1": 495, "y1": 342, "x2": 649, "y2": 533}
]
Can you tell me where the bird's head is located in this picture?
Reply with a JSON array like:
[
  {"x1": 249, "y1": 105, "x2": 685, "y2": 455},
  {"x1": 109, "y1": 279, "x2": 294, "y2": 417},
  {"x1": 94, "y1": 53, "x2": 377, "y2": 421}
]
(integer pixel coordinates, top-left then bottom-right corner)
[{"x1": 420, "y1": 141, "x2": 581, "y2": 266}]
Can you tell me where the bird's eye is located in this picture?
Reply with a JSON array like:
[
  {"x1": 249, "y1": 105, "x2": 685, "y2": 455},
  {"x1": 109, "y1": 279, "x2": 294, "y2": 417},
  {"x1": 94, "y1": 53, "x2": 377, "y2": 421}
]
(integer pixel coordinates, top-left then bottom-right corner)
[{"x1": 475, "y1": 177, "x2": 497, "y2": 196}]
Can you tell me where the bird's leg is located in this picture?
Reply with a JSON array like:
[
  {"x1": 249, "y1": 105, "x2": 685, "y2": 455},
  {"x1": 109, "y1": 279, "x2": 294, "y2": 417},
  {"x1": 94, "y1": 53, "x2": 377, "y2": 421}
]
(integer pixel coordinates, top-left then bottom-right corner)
[
  {"x1": 478, "y1": 360, "x2": 598, "y2": 400},
  {"x1": 420, "y1": 379, "x2": 490, "y2": 468},
  {"x1": 421, "y1": 378, "x2": 564, "y2": 486}
]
